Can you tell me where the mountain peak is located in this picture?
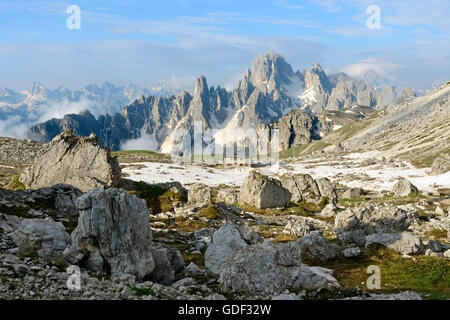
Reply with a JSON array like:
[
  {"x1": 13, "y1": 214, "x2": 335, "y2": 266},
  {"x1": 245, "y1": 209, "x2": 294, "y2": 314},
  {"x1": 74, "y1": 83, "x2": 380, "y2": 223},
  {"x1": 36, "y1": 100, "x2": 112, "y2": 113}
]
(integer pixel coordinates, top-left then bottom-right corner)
[
  {"x1": 194, "y1": 76, "x2": 208, "y2": 96},
  {"x1": 312, "y1": 62, "x2": 324, "y2": 73},
  {"x1": 248, "y1": 51, "x2": 294, "y2": 93}
]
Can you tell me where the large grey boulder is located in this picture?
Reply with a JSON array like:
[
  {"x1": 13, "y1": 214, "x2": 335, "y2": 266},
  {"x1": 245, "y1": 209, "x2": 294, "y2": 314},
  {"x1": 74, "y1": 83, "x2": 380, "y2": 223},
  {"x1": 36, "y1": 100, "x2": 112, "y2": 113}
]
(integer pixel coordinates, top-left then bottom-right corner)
[
  {"x1": 219, "y1": 241, "x2": 340, "y2": 295},
  {"x1": 335, "y1": 204, "x2": 415, "y2": 246},
  {"x1": 11, "y1": 218, "x2": 70, "y2": 260},
  {"x1": 392, "y1": 178, "x2": 419, "y2": 198},
  {"x1": 65, "y1": 188, "x2": 155, "y2": 280},
  {"x1": 294, "y1": 232, "x2": 340, "y2": 263},
  {"x1": 278, "y1": 174, "x2": 303, "y2": 202},
  {"x1": 365, "y1": 232, "x2": 423, "y2": 255},
  {"x1": 148, "y1": 244, "x2": 185, "y2": 285},
  {"x1": 279, "y1": 174, "x2": 337, "y2": 205},
  {"x1": 20, "y1": 131, "x2": 121, "y2": 192},
  {"x1": 188, "y1": 183, "x2": 212, "y2": 207},
  {"x1": 204, "y1": 221, "x2": 262, "y2": 275},
  {"x1": 216, "y1": 187, "x2": 240, "y2": 205},
  {"x1": 315, "y1": 178, "x2": 338, "y2": 205},
  {"x1": 239, "y1": 171, "x2": 291, "y2": 209}
]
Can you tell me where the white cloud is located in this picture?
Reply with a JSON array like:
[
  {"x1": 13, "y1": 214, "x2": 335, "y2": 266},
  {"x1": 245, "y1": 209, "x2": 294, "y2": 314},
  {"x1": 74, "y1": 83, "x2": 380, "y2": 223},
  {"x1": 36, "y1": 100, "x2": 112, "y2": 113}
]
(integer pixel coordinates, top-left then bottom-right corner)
[
  {"x1": 341, "y1": 58, "x2": 403, "y2": 80},
  {"x1": 0, "y1": 98, "x2": 95, "y2": 138},
  {"x1": 120, "y1": 134, "x2": 159, "y2": 151}
]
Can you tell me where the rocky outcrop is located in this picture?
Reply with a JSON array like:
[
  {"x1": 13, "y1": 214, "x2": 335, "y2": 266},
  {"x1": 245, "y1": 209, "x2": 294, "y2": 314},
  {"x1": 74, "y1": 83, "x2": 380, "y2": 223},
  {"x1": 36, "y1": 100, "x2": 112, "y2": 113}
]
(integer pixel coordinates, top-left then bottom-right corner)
[
  {"x1": 204, "y1": 221, "x2": 262, "y2": 275},
  {"x1": 219, "y1": 241, "x2": 340, "y2": 295},
  {"x1": 239, "y1": 171, "x2": 291, "y2": 209},
  {"x1": 278, "y1": 174, "x2": 303, "y2": 202},
  {"x1": 0, "y1": 184, "x2": 82, "y2": 220},
  {"x1": 20, "y1": 131, "x2": 121, "y2": 192},
  {"x1": 263, "y1": 109, "x2": 319, "y2": 151},
  {"x1": 11, "y1": 218, "x2": 70, "y2": 260},
  {"x1": 365, "y1": 232, "x2": 423, "y2": 255},
  {"x1": 294, "y1": 232, "x2": 340, "y2": 263},
  {"x1": 342, "y1": 247, "x2": 361, "y2": 258},
  {"x1": 215, "y1": 186, "x2": 240, "y2": 205},
  {"x1": 188, "y1": 183, "x2": 212, "y2": 207},
  {"x1": 148, "y1": 244, "x2": 185, "y2": 285},
  {"x1": 335, "y1": 204, "x2": 415, "y2": 246},
  {"x1": 392, "y1": 178, "x2": 419, "y2": 198},
  {"x1": 315, "y1": 178, "x2": 338, "y2": 204},
  {"x1": 65, "y1": 188, "x2": 154, "y2": 280},
  {"x1": 279, "y1": 173, "x2": 337, "y2": 205}
]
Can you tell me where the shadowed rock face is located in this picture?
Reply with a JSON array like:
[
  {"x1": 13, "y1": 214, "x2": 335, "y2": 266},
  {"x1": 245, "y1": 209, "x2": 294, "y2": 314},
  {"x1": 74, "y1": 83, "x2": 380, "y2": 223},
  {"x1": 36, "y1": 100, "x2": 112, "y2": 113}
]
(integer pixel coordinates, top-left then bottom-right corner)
[
  {"x1": 239, "y1": 171, "x2": 291, "y2": 209},
  {"x1": 65, "y1": 188, "x2": 155, "y2": 280},
  {"x1": 19, "y1": 131, "x2": 121, "y2": 192}
]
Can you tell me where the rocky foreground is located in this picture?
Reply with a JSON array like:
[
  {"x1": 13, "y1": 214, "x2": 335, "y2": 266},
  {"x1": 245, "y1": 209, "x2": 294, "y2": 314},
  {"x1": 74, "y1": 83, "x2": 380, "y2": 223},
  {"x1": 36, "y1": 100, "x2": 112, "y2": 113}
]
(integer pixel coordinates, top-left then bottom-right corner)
[{"x1": 0, "y1": 132, "x2": 449, "y2": 300}]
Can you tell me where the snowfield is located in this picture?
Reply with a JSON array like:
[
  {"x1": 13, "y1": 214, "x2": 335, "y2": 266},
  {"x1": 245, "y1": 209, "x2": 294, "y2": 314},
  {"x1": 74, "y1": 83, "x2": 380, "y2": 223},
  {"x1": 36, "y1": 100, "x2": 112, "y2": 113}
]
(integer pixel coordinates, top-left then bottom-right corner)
[
  {"x1": 122, "y1": 151, "x2": 450, "y2": 192},
  {"x1": 122, "y1": 162, "x2": 249, "y2": 187}
]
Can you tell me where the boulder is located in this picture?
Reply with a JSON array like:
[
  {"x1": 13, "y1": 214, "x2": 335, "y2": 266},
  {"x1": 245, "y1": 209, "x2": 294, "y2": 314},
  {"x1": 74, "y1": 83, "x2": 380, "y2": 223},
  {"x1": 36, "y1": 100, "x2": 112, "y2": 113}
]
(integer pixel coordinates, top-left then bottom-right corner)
[
  {"x1": 64, "y1": 188, "x2": 155, "y2": 280},
  {"x1": 148, "y1": 245, "x2": 185, "y2": 285},
  {"x1": 392, "y1": 178, "x2": 419, "y2": 198},
  {"x1": 279, "y1": 174, "x2": 337, "y2": 205},
  {"x1": 279, "y1": 173, "x2": 320, "y2": 204},
  {"x1": 279, "y1": 174, "x2": 303, "y2": 202},
  {"x1": 315, "y1": 178, "x2": 338, "y2": 204},
  {"x1": 11, "y1": 218, "x2": 70, "y2": 260},
  {"x1": 204, "y1": 221, "x2": 262, "y2": 275},
  {"x1": 335, "y1": 204, "x2": 415, "y2": 246},
  {"x1": 186, "y1": 262, "x2": 204, "y2": 278},
  {"x1": 318, "y1": 203, "x2": 338, "y2": 218},
  {"x1": 431, "y1": 153, "x2": 450, "y2": 174},
  {"x1": 444, "y1": 249, "x2": 450, "y2": 258},
  {"x1": 219, "y1": 241, "x2": 340, "y2": 295},
  {"x1": 365, "y1": 232, "x2": 423, "y2": 255},
  {"x1": 20, "y1": 131, "x2": 121, "y2": 192},
  {"x1": 188, "y1": 183, "x2": 212, "y2": 207},
  {"x1": 283, "y1": 219, "x2": 314, "y2": 237},
  {"x1": 293, "y1": 174, "x2": 321, "y2": 196},
  {"x1": 342, "y1": 247, "x2": 361, "y2": 258},
  {"x1": 216, "y1": 187, "x2": 240, "y2": 205},
  {"x1": 342, "y1": 188, "x2": 362, "y2": 199},
  {"x1": 294, "y1": 232, "x2": 340, "y2": 262},
  {"x1": 239, "y1": 171, "x2": 291, "y2": 209}
]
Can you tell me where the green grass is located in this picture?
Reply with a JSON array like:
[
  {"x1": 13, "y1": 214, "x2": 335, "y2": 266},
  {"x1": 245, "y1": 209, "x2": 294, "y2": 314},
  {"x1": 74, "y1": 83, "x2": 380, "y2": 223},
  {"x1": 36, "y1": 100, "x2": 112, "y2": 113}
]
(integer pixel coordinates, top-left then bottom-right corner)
[
  {"x1": 280, "y1": 141, "x2": 331, "y2": 159},
  {"x1": 50, "y1": 259, "x2": 69, "y2": 272},
  {"x1": 131, "y1": 286, "x2": 157, "y2": 297},
  {"x1": 128, "y1": 181, "x2": 182, "y2": 214},
  {"x1": 315, "y1": 245, "x2": 450, "y2": 300},
  {"x1": 197, "y1": 205, "x2": 219, "y2": 219},
  {"x1": 4, "y1": 175, "x2": 25, "y2": 191},
  {"x1": 425, "y1": 228, "x2": 448, "y2": 241}
]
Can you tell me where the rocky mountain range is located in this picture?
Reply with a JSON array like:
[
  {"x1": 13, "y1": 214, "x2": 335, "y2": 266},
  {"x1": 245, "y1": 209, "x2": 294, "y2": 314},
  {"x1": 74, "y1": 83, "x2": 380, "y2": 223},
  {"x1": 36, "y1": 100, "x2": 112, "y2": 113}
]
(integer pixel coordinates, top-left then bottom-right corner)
[
  {"x1": 0, "y1": 80, "x2": 190, "y2": 139},
  {"x1": 26, "y1": 52, "x2": 416, "y2": 153}
]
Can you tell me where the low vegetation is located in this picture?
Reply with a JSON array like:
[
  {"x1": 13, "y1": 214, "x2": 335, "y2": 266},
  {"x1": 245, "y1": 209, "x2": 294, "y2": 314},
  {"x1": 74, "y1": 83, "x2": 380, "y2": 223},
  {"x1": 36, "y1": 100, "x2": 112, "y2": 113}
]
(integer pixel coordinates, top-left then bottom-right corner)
[
  {"x1": 112, "y1": 150, "x2": 172, "y2": 164},
  {"x1": 127, "y1": 181, "x2": 181, "y2": 214},
  {"x1": 314, "y1": 245, "x2": 450, "y2": 300},
  {"x1": 280, "y1": 141, "x2": 331, "y2": 158}
]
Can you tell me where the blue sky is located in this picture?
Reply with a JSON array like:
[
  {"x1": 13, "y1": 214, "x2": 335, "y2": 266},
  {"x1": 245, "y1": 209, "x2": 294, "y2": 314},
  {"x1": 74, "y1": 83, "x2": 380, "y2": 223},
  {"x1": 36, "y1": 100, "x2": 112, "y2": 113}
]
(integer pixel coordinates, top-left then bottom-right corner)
[{"x1": 0, "y1": 0, "x2": 449, "y2": 91}]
